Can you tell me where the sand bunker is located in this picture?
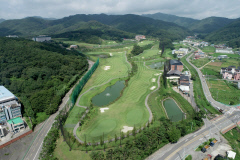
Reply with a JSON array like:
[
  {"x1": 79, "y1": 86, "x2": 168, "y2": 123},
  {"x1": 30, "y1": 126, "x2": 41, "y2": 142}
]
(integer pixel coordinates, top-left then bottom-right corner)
[
  {"x1": 100, "y1": 108, "x2": 109, "y2": 113},
  {"x1": 154, "y1": 73, "x2": 162, "y2": 76},
  {"x1": 150, "y1": 86, "x2": 156, "y2": 90},
  {"x1": 121, "y1": 126, "x2": 133, "y2": 133},
  {"x1": 152, "y1": 78, "x2": 156, "y2": 82},
  {"x1": 109, "y1": 53, "x2": 113, "y2": 56},
  {"x1": 118, "y1": 52, "x2": 122, "y2": 53},
  {"x1": 104, "y1": 66, "x2": 111, "y2": 70}
]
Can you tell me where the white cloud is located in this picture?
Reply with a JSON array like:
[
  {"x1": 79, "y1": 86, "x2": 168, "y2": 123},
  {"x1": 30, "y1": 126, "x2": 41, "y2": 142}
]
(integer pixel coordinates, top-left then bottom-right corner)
[{"x1": 0, "y1": 0, "x2": 240, "y2": 20}]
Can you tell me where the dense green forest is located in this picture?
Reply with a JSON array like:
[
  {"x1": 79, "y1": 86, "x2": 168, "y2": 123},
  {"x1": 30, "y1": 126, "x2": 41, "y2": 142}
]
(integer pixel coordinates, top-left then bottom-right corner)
[
  {"x1": 0, "y1": 14, "x2": 190, "y2": 40},
  {"x1": 0, "y1": 38, "x2": 88, "y2": 125},
  {"x1": 143, "y1": 13, "x2": 236, "y2": 34},
  {"x1": 53, "y1": 21, "x2": 135, "y2": 44},
  {"x1": 188, "y1": 17, "x2": 234, "y2": 33},
  {"x1": 205, "y1": 19, "x2": 240, "y2": 48},
  {"x1": 143, "y1": 12, "x2": 198, "y2": 28}
]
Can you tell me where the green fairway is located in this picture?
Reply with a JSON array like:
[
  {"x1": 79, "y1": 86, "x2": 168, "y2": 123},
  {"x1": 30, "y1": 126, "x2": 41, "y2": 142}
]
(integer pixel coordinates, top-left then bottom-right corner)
[
  {"x1": 88, "y1": 119, "x2": 117, "y2": 137},
  {"x1": 126, "y1": 109, "x2": 144, "y2": 126},
  {"x1": 77, "y1": 48, "x2": 161, "y2": 142},
  {"x1": 79, "y1": 51, "x2": 130, "y2": 107}
]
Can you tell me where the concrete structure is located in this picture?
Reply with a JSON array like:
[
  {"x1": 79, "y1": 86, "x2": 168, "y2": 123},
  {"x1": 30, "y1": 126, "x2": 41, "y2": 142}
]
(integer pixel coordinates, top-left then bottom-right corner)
[
  {"x1": 221, "y1": 66, "x2": 240, "y2": 80},
  {"x1": 70, "y1": 45, "x2": 78, "y2": 49},
  {"x1": 218, "y1": 55, "x2": 228, "y2": 59},
  {"x1": 165, "y1": 60, "x2": 183, "y2": 79},
  {"x1": 227, "y1": 151, "x2": 236, "y2": 159},
  {"x1": 135, "y1": 35, "x2": 146, "y2": 41},
  {"x1": 0, "y1": 86, "x2": 22, "y2": 124},
  {"x1": 6, "y1": 35, "x2": 18, "y2": 38},
  {"x1": 179, "y1": 48, "x2": 188, "y2": 54},
  {"x1": 178, "y1": 75, "x2": 190, "y2": 93},
  {"x1": 0, "y1": 125, "x2": 4, "y2": 138},
  {"x1": 32, "y1": 35, "x2": 51, "y2": 42},
  {"x1": 216, "y1": 48, "x2": 234, "y2": 54},
  {"x1": 7, "y1": 117, "x2": 25, "y2": 133}
]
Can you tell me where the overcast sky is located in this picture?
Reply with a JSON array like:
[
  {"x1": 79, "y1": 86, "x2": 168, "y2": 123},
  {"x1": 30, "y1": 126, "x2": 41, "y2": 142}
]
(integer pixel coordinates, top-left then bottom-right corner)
[{"x1": 1, "y1": 0, "x2": 240, "y2": 20}]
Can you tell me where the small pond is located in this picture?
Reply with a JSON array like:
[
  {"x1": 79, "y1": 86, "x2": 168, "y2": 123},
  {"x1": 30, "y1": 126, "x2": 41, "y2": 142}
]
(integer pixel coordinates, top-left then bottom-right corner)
[
  {"x1": 163, "y1": 98, "x2": 184, "y2": 122},
  {"x1": 148, "y1": 62, "x2": 164, "y2": 69},
  {"x1": 92, "y1": 81, "x2": 125, "y2": 106}
]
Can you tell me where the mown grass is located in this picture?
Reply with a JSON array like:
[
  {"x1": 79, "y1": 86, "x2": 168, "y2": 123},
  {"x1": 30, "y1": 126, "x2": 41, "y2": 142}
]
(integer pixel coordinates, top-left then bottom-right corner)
[
  {"x1": 79, "y1": 52, "x2": 130, "y2": 107},
  {"x1": 78, "y1": 60, "x2": 160, "y2": 142},
  {"x1": 185, "y1": 155, "x2": 192, "y2": 160}
]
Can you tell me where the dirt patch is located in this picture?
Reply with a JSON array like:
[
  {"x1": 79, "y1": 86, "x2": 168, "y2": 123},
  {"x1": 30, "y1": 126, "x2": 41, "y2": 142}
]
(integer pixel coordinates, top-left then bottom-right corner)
[{"x1": 209, "y1": 62, "x2": 223, "y2": 66}]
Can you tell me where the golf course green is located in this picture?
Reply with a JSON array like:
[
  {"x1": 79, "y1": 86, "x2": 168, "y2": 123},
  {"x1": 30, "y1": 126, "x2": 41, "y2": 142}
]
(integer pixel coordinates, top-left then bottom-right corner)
[{"x1": 75, "y1": 41, "x2": 162, "y2": 142}]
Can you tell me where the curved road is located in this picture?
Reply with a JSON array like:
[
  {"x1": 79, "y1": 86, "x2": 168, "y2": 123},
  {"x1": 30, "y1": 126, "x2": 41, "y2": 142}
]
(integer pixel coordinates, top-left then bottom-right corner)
[
  {"x1": 147, "y1": 50, "x2": 240, "y2": 160},
  {"x1": 73, "y1": 52, "x2": 161, "y2": 143},
  {"x1": 186, "y1": 52, "x2": 237, "y2": 112}
]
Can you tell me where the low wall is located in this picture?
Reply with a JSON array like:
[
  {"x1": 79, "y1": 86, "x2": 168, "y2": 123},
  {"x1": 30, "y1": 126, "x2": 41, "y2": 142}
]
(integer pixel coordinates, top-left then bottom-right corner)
[{"x1": 0, "y1": 130, "x2": 33, "y2": 149}]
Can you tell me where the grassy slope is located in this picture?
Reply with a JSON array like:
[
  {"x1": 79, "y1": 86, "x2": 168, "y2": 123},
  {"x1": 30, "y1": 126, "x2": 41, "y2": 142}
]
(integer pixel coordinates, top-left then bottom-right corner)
[{"x1": 181, "y1": 54, "x2": 219, "y2": 114}]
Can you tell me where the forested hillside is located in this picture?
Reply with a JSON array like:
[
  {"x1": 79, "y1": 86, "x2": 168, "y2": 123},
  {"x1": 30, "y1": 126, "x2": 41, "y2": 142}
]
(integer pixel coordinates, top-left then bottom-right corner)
[
  {"x1": 142, "y1": 12, "x2": 198, "y2": 28},
  {"x1": 0, "y1": 38, "x2": 88, "y2": 125},
  {"x1": 205, "y1": 19, "x2": 240, "y2": 48},
  {"x1": 0, "y1": 14, "x2": 190, "y2": 40},
  {"x1": 53, "y1": 21, "x2": 135, "y2": 44},
  {"x1": 189, "y1": 17, "x2": 235, "y2": 33}
]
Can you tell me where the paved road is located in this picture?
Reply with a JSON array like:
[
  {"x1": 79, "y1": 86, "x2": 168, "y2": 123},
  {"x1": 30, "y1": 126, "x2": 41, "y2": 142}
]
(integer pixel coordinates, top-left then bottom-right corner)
[
  {"x1": 73, "y1": 52, "x2": 161, "y2": 143},
  {"x1": 147, "y1": 110, "x2": 240, "y2": 160},
  {"x1": 147, "y1": 50, "x2": 240, "y2": 160},
  {"x1": 186, "y1": 52, "x2": 237, "y2": 111},
  {"x1": 23, "y1": 60, "x2": 93, "y2": 160}
]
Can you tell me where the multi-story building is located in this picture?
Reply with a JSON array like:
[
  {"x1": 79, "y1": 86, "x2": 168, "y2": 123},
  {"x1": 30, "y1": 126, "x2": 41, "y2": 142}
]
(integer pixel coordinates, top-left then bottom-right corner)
[
  {"x1": 220, "y1": 66, "x2": 240, "y2": 80},
  {"x1": 0, "y1": 86, "x2": 22, "y2": 124},
  {"x1": 165, "y1": 60, "x2": 184, "y2": 79}
]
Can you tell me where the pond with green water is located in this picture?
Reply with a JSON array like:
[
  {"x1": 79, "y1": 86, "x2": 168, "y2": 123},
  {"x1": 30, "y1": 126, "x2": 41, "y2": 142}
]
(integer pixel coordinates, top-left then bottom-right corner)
[
  {"x1": 92, "y1": 81, "x2": 125, "y2": 106},
  {"x1": 148, "y1": 62, "x2": 164, "y2": 69},
  {"x1": 163, "y1": 98, "x2": 184, "y2": 122}
]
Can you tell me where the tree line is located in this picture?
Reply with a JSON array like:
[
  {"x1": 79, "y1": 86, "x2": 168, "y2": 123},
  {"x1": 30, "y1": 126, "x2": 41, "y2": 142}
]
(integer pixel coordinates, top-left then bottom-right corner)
[{"x1": 0, "y1": 37, "x2": 88, "y2": 126}]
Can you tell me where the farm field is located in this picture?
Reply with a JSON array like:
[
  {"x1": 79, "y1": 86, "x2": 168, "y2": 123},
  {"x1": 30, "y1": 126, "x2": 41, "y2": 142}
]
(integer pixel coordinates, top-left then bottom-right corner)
[
  {"x1": 206, "y1": 79, "x2": 240, "y2": 105},
  {"x1": 201, "y1": 46, "x2": 215, "y2": 53},
  {"x1": 190, "y1": 57, "x2": 210, "y2": 68}
]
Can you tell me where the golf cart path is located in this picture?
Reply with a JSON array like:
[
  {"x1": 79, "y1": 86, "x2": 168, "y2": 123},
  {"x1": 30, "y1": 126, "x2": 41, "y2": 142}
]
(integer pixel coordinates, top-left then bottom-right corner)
[{"x1": 73, "y1": 52, "x2": 161, "y2": 143}]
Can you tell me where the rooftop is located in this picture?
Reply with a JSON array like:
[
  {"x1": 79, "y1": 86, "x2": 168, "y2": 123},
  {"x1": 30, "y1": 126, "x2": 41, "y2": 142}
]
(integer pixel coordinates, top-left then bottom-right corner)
[
  {"x1": 170, "y1": 59, "x2": 183, "y2": 66},
  {"x1": 0, "y1": 86, "x2": 15, "y2": 103},
  {"x1": 7, "y1": 117, "x2": 23, "y2": 125}
]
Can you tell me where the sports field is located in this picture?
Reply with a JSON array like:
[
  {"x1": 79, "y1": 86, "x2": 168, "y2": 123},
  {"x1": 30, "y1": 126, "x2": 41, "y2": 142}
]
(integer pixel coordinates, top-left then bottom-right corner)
[{"x1": 77, "y1": 48, "x2": 161, "y2": 142}]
